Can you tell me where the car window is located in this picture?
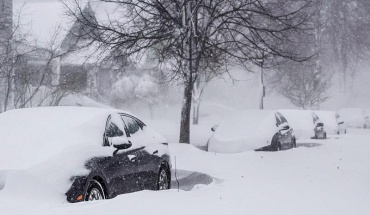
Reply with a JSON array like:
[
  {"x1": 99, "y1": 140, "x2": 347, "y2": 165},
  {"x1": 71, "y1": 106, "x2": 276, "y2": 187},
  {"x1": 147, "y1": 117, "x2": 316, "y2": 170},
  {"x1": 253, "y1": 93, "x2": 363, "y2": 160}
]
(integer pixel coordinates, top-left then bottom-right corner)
[
  {"x1": 277, "y1": 113, "x2": 288, "y2": 124},
  {"x1": 106, "y1": 121, "x2": 124, "y2": 137},
  {"x1": 312, "y1": 112, "x2": 319, "y2": 124},
  {"x1": 121, "y1": 115, "x2": 142, "y2": 136},
  {"x1": 275, "y1": 114, "x2": 282, "y2": 126},
  {"x1": 103, "y1": 115, "x2": 125, "y2": 146},
  {"x1": 280, "y1": 116, "x2": 288, "y2": 124}
]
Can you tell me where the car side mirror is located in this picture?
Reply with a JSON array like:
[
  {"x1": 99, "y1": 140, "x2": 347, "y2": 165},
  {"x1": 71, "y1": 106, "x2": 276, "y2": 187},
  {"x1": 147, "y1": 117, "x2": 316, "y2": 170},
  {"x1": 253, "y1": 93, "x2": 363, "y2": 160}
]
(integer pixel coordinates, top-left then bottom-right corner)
[
  {"x1": 211, "y1": 125, "x2": 219, "y2": 132},
  {"x1": 279, "y1": 125, "x2": 290, "y2": 131},
  {"x1": 278, "y1": 123, "x2": 290, "y2": 131},
  {"x1": 112, "y1": 137, "x2": 132, "y2": 155}
]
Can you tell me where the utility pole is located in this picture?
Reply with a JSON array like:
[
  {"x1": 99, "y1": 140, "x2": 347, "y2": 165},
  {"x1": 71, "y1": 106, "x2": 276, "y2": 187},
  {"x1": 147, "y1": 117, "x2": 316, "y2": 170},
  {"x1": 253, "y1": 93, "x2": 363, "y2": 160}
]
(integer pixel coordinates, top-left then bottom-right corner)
[
  {"x1": 259, "y1": 64, "x2": 264, "y2": 109},
  {"x1": 258, "y1": 51, "x2": 265, "y2": 110}
]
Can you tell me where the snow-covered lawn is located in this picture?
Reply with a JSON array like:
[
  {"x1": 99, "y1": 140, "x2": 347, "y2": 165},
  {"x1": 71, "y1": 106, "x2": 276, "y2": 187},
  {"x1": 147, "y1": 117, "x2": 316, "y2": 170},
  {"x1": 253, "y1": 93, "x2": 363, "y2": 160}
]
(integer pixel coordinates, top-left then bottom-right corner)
[{"x1": 0, "y1": 128, "x2": 369, "y2": 214}]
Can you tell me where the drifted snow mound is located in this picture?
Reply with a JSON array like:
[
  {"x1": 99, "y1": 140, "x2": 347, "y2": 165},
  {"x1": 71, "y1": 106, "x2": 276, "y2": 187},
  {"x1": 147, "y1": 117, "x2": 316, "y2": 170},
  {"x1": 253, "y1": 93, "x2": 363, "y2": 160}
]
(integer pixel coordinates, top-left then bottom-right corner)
[
  {"x1": 171, "y1": 170, "x2": 218, "y2": 191},
  {"x1": 296, "y1": 142, "x2": 322, "y2": 148},
  {"x1": 0, "y1": 171, "x2": 65, "y2": 203}
]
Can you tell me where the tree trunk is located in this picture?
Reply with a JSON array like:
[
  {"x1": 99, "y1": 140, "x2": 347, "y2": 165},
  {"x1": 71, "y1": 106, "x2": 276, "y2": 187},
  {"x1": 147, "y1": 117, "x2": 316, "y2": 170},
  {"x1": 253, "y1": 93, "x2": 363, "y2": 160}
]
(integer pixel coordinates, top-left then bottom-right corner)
[
  {"x1": 4, "y1": 72, "x2": 14, "y2": 111},
  {"x1": 192, "y1": 98, "x2": 200, "y2": 125},
  {"x1": 192, "y1": 75, "x2": 203, "y2": 125},
  {"x1": 179, "y1": 81, "x2": 193, "y2": 143},
  {"x1": 179, "y1": 0, "x2": 197, "y2": 143},
  {"x1": 259, "y1": 71, "x2": 264, "y2": 110},
  {"x1": 259, "y1": 60, "x2": 264, "y2": 110}
]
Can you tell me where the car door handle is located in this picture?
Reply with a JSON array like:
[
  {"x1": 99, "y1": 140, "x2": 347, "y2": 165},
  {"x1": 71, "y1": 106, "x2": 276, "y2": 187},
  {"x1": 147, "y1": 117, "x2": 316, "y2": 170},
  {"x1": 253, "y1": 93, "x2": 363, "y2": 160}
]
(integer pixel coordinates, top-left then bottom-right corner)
[
  {"x1": 128, "y1": 155, "x2": 137, "y2": 162},
  {"x1": 152, "y1": 150, "x2": 158, "y2": 155}
]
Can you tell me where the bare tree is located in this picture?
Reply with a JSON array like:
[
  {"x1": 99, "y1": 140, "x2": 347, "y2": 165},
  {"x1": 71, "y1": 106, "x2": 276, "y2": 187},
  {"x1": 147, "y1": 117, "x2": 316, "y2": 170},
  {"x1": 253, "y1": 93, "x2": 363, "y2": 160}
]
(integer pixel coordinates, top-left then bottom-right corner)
[
  {"x1": 0, "y1": 19, "x2": 87, "y2": 111},
  {"x1": 313, "y1": 0, "x2": 370, "y2": 92},
  {"x1": 64, "y1": 0, "x2": 314, "y2": 143},
  {"x1": 269, "y1": 61, "x2": 332, "y2": 109}
]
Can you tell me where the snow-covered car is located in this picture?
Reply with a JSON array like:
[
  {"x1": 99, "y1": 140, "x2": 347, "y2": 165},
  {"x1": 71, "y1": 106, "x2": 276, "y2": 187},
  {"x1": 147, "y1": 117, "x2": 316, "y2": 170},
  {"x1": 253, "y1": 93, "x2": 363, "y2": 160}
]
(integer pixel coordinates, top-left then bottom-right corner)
[
  {"x1": 338, "y1": 108, "x2": 370, "y2": 129},
  {"x1": 279, "y1": 109, "x2": 327, "y2": 139},
  {"x1": 315, "y1": 111, "x2": 347, "y2": 135},
  {"x1": 207, "y1": 110, "x2": 296, "y2": 153},
  {"x1": 335, "y1": 113, "x2": 347, "y2": 134},
  {"x1": 312, "y1": 112, "x2": 326, "y2": 139},
  {"x1": 0, "y1": 107, "x2": 171, "y2": 203}
]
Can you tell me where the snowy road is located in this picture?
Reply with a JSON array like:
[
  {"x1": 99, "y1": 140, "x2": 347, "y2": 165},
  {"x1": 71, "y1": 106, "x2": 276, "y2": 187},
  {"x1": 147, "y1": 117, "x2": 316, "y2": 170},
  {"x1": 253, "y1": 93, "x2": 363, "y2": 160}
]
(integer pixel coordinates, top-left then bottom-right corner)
[{"x1": 0, "y1": 129, "x2": 369, "y2": 215}]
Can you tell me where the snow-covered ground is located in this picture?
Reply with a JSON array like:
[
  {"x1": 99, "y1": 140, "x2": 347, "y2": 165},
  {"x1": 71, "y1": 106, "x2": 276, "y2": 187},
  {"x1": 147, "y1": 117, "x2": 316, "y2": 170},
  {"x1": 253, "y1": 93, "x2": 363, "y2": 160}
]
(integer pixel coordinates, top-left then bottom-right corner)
[{"x1": 0, "y1": 124, "x2": 369, "y2": 214}]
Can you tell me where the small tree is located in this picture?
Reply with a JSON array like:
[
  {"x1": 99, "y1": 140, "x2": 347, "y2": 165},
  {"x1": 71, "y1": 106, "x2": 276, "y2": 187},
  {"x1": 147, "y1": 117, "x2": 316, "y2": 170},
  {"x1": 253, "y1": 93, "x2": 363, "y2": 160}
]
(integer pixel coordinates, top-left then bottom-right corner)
[
  {"x1": 135, "y1": 76, "x2": 160, "y2": 119},
  {"x1": 270, "y1": 62, "x2": 332, "y2": 109},
  {"x1": 110, "y1": 75, "x2": 137, "y2": 107},
  {"x1": 110, "y1": 74, "x2": 162, "y2": 118}
]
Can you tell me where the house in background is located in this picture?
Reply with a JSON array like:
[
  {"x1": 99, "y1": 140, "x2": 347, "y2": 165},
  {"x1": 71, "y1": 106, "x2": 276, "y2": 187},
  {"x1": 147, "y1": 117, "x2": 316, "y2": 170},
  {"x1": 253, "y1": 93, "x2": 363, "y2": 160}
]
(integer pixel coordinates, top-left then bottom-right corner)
[{"x1": 0, "y1": 0, "x2": 129, "y2": 110}]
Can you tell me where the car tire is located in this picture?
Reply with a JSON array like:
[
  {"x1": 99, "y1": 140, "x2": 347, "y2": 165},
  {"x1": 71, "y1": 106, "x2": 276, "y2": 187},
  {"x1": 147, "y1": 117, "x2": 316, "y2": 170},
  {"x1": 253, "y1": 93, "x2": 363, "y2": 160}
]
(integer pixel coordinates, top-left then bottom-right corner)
[
  {"x1": 272, "y1": 141, "x2": 281, "y2": 151},
  {"x1": 157, "y1": 166, "x2": 170, "y2": 190},
  {"x1": 85, "y1": 179, "x2": 106, "y2": 201},
  {"x1": 292, "y1": 137, "x2": 297, "y2": 148}
]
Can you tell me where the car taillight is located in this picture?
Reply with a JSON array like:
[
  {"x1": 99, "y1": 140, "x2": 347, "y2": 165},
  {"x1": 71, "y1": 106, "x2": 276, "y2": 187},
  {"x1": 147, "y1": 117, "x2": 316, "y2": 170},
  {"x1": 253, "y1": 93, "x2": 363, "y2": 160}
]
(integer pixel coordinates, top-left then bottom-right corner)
[{"x1": 76, "y1": 195, "x2": 83, "y2": 201}]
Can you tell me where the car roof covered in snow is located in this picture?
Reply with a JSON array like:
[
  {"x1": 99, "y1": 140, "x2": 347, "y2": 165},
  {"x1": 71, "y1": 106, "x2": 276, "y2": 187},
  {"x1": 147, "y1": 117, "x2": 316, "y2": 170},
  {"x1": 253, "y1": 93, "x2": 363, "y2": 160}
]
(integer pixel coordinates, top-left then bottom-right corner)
[{"x1": 213, "y1": 110, "x2": 279, "y2": 142}]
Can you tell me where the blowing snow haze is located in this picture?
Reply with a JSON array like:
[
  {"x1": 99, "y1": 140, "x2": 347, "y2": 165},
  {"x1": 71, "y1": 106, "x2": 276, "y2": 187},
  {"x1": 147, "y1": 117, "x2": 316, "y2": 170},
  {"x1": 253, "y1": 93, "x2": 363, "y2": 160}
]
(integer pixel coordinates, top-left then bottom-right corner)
[{"x1": 0, "y1": 0, "x2": 370, "y2": 214}]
